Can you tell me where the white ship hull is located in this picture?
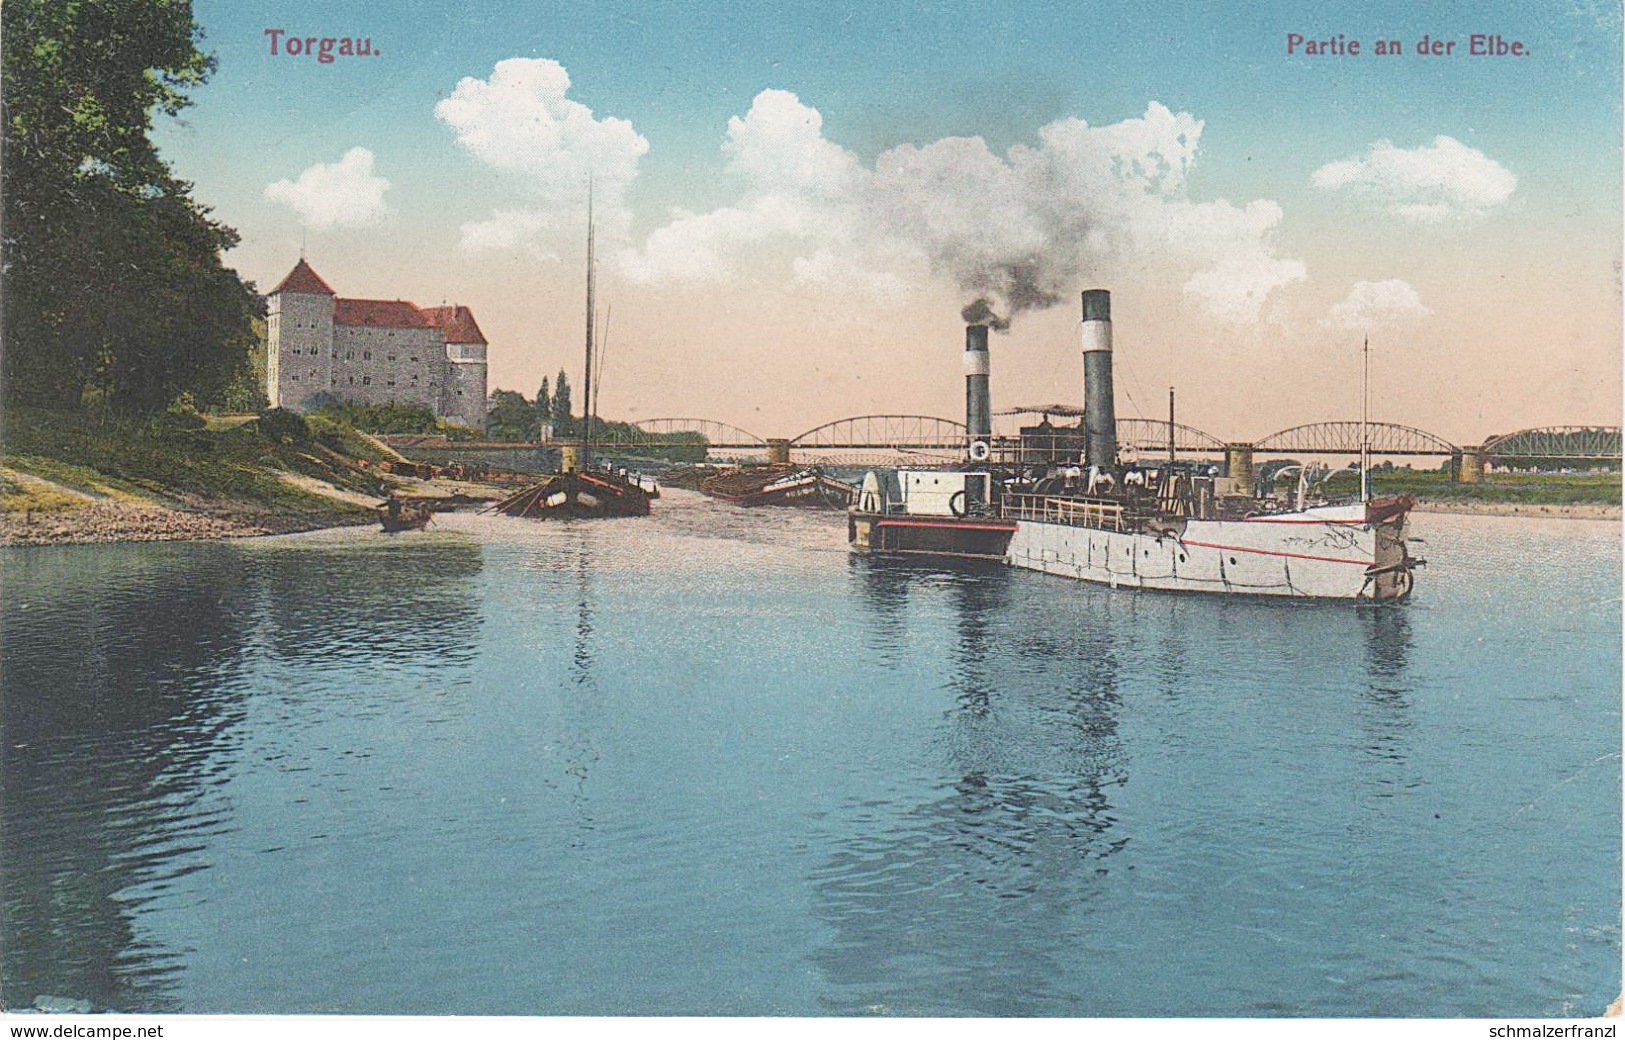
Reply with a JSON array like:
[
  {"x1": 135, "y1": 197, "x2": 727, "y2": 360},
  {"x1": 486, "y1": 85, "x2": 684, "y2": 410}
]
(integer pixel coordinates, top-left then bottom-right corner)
[{"x1": 1006, "y1": 503, "x2": 1404, "y2": 599}]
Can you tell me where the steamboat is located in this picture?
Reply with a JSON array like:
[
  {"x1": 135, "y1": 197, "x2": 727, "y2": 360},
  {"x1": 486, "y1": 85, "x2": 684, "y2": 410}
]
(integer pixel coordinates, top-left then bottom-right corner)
[{"x1": 847, "y1": 291, "x2": 1418, "y2": 601}]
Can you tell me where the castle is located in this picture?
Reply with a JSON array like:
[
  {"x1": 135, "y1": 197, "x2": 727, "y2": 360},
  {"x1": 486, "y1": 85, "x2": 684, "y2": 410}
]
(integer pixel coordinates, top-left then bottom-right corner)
[{"x1": 265, "y1": 259, "x2": 489, "y2": 431}]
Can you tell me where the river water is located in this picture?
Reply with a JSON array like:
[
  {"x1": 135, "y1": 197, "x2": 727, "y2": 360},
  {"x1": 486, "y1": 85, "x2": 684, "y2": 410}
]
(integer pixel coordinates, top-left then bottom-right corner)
[{"x1": 1, "y1": 494, "x2": 1618, "y2": 1017}]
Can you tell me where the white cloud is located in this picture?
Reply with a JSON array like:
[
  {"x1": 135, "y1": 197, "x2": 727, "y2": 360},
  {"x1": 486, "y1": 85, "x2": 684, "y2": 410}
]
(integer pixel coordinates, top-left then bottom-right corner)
[
  {"x1": 792, "y1": 248, "x2": 912, "y2": 301},
  {"x1": 1311, "y1": 136, "x2": 1516, "y2": 222},
  {"x1": 723, "y1": 89, "x2": 862, "y2": 198},
  {"x1": 1322, "y1": 279, "x2": 1431, "y2": 330},
  {"x1": 264, "y1": 147, "x2": 390, "y2": 229},
  {"x1": 457, "y1": 209, "x2": 561, "y2": 260},
  {"x1": 621, "y1": 95, "x2": 1303, "y2": 325},
  {"x1": 436, "y1": 57, "x2": 648, "y2": 244}
]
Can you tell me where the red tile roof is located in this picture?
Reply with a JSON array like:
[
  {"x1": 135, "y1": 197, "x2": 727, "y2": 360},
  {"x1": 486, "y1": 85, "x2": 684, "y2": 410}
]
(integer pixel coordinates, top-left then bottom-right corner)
[
  {"x1": 419, "y1": 305, "x2": 489, "y2": 345},
  {"x1": 334, "y1": 298, "x2": 432, "y2": 328},
  {"x1": 272, "y1": 258, "x2": 336, "y2": 296}
]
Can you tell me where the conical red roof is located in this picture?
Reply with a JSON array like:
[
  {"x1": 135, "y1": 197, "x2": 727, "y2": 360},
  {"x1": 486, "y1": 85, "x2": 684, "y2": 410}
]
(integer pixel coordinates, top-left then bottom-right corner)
[{"x1": 272, "y1": 258, "x2": 336, "y2": 296}]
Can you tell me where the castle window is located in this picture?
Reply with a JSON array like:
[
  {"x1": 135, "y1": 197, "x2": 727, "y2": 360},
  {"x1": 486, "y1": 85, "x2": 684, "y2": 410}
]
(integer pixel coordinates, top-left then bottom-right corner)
[
  {"x1": 310, "y1": 348, "x2": 318, "y2": 356},
  {"x1": 388, "y1": 354, "x2": 397, "y2": 361},
  {"x1": 290, "y1": 374, "x2": 299, "y2": 382},
  {"x1": 349, "y1": 376, "x2": 355, "y2": 385},
  {"x1": 363, "y1": 376, "x2": 371, "y2": 385},
  {"x1": 291, "y1": 348, "x2": 301, "y2": 355},
  {"x1": 363, "y1": 350, "x2": 372, "y2": 360},
  {"x1": 387, "y1": 380, "x2": 396, "y2": 387},
  {"x1": 346, "y1": 351, "x2": 354, "y2": 360}
]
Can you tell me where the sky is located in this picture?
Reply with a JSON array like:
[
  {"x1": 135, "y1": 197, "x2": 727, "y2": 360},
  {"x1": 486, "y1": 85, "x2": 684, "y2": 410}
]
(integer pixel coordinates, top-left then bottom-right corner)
[{"x1": 153, "y1": 0, "x2": 1623, "y2": 444}]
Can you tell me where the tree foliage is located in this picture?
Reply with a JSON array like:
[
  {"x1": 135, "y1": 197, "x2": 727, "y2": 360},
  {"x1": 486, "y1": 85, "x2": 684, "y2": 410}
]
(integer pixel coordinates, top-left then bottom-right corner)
[
  {"x1": 313, "y1": 399, "x2": 443, "y2": 435},
  {"x1": 2, "y1": 0, "x2": 261, "y2": 413},
  {"x1": 551, "y1": 370, "x2": 574, "y2": 435},
  {"x1": 487, "y1": 388, "x2": 539, "y2": 441},
  {"x1": 535, "y1": 377, "x2": 551, "y2": 428}
]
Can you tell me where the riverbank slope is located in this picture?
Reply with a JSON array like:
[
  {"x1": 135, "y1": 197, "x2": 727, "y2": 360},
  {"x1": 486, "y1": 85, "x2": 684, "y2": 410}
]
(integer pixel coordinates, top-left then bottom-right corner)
[{"x1": 0, "y1": 408, "x2": 499, "y2": 546}]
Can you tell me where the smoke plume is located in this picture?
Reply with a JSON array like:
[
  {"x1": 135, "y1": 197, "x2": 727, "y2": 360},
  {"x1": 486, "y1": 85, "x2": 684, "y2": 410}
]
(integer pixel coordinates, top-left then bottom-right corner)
[
  {"x1": 960, "y1": 298, "x2": 1010, "y2": 331},
  {"x1": 623, "y1": 94, "x2": 1306, "y2": 326}
]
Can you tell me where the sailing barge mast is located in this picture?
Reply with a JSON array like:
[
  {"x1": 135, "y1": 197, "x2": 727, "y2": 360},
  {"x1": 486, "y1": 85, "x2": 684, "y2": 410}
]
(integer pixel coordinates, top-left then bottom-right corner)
[{"x1": 486, "y1": 185, "x2": 652, "y2": 519}]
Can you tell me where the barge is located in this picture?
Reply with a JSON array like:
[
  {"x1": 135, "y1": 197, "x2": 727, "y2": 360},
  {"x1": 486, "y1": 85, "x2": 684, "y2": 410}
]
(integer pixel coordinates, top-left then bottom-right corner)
[
  {"x1": 701, "y1": 464, "x2": 856, "y2": 508},
  {"x1": 847, "y1": 291, "x2": 1418, "y2": 601}
]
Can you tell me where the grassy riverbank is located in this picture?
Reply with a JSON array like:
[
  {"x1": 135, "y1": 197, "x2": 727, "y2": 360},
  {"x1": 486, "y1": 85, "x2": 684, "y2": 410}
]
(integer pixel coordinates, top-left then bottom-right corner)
[
  {"x1": 0, "y1": 407, "x2": 399, "y2": 544},
  {"x1": 1322, "y1": 468, "x2": 1621, "y2": 508}
]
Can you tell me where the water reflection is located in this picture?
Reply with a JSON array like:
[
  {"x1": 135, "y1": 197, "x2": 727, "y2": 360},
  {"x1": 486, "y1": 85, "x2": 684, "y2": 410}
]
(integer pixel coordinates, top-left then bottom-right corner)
[
  {"x1": 2, "y1": 546, "x2": 254, "y2": 1012},
  {"x1": 563, "y1": 528, "x2": 601, "y2": 843},
  {"x1": 815, "y1": 560, "x2": 1128, "y2": 1014},
  {"x1": 249, "y1": 540, "x2": 482, "y2": 670},
  {"x1": 1, "y1": 538, "x2": 484, "y2": 1012},
  {"x1": 1356, "y1": 606, "x2": 1416, "y2": 787}
]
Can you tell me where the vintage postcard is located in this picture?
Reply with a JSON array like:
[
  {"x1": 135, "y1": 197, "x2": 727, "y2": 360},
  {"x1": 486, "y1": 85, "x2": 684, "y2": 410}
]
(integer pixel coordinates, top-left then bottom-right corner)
[{"x1": 1, "y1": 0, "x2": 1620, "y2": 1033}]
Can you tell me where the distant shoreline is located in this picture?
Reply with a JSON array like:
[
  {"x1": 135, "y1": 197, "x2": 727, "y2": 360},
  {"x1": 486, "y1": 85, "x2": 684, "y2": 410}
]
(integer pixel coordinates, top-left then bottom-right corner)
[
  {"x1": 5, "y1": 493, "x2": 1618, "y2": 547},
  {"x1": 1412, "y1": 499, "x2": 1620, "y2": 521}
]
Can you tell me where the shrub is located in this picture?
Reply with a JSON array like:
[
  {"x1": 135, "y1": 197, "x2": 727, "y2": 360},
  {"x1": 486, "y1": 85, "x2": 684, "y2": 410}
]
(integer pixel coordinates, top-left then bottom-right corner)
[
  {"x1": 258, "y1": 407, "x2": 310, "y2": 444},
  {"x1": 151, "y1": 398, "x2": 207, "y2": 431}
]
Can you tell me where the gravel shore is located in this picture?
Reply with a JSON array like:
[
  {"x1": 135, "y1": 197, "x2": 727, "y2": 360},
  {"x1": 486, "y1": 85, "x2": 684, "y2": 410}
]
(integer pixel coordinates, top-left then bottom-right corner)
[{"x1": 0, "y1": 500, "x2": 374, "y2": 546}]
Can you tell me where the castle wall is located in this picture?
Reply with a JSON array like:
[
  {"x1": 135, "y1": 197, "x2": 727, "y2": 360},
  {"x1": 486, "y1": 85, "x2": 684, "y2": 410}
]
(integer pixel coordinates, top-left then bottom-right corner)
[
  {"x1": 328, "y1": 324, "x2": 446, "y2": 414},
  {"x1": 442, "y1": 342, "x2": 488, "y2": 430}
]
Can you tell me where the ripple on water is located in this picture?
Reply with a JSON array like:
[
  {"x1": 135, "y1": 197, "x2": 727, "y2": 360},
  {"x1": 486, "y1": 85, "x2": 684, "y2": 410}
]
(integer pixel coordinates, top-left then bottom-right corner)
[{"x1": 1, "y1": 510, "x2": 1619, "y2": 1015}]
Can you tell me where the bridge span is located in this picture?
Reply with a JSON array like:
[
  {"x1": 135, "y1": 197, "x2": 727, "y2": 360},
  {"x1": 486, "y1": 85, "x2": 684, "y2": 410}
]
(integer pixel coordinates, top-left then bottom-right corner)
[{"x1": 388, "y1": 415, "x2": 1620, "y2": 480}]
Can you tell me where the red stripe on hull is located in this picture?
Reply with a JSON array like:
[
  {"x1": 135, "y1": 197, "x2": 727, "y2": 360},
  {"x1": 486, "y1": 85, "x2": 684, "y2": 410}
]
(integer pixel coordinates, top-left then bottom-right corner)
[{"x1": 1180, "y1": 539, "x2": 1371, "y2": 567}]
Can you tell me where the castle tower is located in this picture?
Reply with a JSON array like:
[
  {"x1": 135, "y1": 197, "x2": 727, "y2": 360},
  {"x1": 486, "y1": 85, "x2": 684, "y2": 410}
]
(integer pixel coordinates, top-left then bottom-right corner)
[
  {"x1": 421, "y1": 305, "x2": 489, "y2": 432},
  {"x1": 266, "y1": 259, "x2": 336, "y2": 410}
]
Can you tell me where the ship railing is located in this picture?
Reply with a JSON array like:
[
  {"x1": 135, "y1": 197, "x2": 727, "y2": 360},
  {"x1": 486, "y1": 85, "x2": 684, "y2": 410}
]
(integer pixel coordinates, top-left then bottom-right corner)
[{"x1": 1000, "y1": 492, "x2": 1130, "y2": 531}]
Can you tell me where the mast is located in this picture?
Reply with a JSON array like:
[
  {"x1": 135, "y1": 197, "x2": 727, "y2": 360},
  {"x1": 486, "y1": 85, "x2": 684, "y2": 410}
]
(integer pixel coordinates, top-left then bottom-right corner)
[
  {"x1": 582, "y1": 184, "x2": 596, "y2": 470},
  {"x1": 1360, "y1": 336, "x2": 1370, "y2": 503}
]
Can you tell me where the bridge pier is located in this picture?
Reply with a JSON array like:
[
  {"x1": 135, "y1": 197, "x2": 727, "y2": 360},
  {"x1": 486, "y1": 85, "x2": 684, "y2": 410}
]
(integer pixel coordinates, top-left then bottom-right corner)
[
  {"x1": 766, "y1": 439, "x2": 792, "y2": 465},
  {"x1": 1455, "y1": 445, "x2": 1486, "y2": 484},
  {"x1": 560, "y1": 443, "x2": 581, "y2": 473},
  {"x1": 1224, "y1": 443, "x2": 1255, "y2": 492}
]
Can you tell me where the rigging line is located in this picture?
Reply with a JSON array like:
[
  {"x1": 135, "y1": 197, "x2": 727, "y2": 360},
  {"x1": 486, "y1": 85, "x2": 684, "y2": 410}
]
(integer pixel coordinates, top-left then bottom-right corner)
[
  {"x1": 1115, "y1": 349, "x2": 1146, "y2": 422},
  {"x1": 593, "y1": 304, "x2": 612, "y2": 421}
]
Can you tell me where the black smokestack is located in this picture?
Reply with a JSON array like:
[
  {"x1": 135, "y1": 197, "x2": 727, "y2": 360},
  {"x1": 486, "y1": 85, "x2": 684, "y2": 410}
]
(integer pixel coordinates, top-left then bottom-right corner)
[
  {"x1": 1081, "y1": 289, "x2": 1116, "y2": 470},
  {"x1": 964, "y1": 323, "x2": 991, "y2": 442}
]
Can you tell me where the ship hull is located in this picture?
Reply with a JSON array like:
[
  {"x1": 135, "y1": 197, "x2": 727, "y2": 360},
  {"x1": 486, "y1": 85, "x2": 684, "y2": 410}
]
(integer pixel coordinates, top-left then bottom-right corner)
[
  {"x1": 1006, "y1": 511, "x2": 1409, "y2": 600},
  {"x1": 850, "y1": 503, "x2": 1413, "y2": 601}
]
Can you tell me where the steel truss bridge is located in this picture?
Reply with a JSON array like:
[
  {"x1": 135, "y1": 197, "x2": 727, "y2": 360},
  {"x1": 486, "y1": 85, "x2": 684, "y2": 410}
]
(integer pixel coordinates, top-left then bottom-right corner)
[
  {"x1": 591, "y1": 414, "x2": 972, "y2": 455},
  {"x1": 1253, "y1": 422, "x2": 1459, "y2": 456},
  {"x1": 1483, "y1": 425, "x2": 1622, "y2": 460},
  {"x1": 402, "y1": 417, "x2": 1621, "y2": 466}
]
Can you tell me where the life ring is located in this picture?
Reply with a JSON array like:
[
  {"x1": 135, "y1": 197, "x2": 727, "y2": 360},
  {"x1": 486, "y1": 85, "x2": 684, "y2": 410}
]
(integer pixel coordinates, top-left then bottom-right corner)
[
  {"x1": 949, "y1": 490, "x2": 966, "y2": 517},
  {"x1": 968, "y1": 440, "x2": 991, "y2": 462}
]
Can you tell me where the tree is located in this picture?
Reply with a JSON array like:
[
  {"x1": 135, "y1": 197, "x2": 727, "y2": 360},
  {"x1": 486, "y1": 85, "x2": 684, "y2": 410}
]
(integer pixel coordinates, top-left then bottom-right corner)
[
  {"x1": 551, "y1": 369, "x2": 573, "y2": 436},
  {"x1": 535, "y1": 376, "x2": 551, "y2": 428},
  {"x1": 486, "y1": 389, "x2": 538, "y2": 442},
  {"x1": 2, "y1": 0, "x2": 261, "y2": 413}
]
